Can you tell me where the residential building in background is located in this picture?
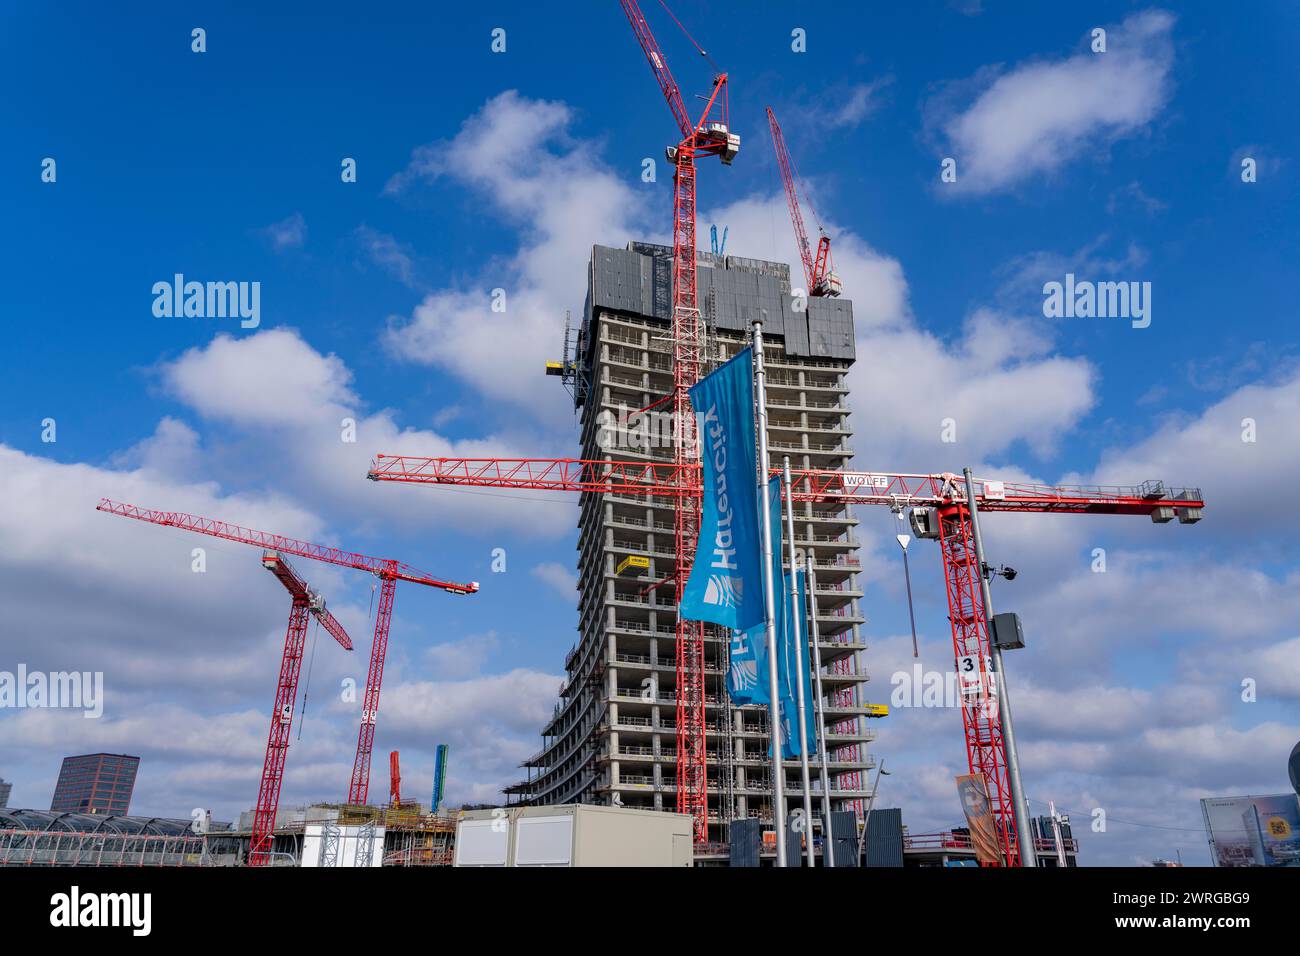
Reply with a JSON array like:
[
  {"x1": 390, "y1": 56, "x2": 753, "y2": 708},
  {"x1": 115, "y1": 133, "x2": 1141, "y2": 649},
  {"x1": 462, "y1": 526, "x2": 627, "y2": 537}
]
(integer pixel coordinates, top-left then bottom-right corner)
[
  {"x1": 50, "y1": 753, "x2": 139, "y2": 815},
  {"x1": 0, "y1": 779, "x2": 10, "y2": 809},
  {"x1": 506, "y1": 242, "x2": 876, "y2": 850}
]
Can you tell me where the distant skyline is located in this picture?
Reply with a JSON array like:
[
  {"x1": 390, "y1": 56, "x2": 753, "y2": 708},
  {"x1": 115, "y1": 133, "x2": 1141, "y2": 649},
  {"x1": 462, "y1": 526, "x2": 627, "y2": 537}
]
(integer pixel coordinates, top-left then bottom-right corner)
[{"x1": 2, "y1": 2, "x2": 1298, "y2": 865}]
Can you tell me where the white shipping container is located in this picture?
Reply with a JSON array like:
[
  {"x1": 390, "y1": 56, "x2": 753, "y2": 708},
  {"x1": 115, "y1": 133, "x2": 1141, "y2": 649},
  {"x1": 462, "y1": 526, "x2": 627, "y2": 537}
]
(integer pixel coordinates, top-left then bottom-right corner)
[{"x1": 454, "y1": 805, "x2": 693, "y2": 867}]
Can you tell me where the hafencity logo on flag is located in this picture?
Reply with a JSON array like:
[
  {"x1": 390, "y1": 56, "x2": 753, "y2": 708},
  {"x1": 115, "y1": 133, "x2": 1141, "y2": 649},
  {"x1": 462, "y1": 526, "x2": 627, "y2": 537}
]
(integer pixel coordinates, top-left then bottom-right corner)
[
  {"x1": 728, "y1": 652, "x2": 759, "y2": 693},
  {"x1": 680, "y1": 349, "x2": 764, "y2": 634},
  {"x1": 703, "y1": 572, "x2": 742, "y2": 608}
]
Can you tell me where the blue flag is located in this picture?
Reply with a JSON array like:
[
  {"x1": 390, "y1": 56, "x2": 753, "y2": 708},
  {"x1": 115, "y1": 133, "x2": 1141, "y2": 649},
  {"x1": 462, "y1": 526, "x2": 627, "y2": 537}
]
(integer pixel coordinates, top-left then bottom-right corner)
[
  {"x1": 681, "y1": 349, "x2": 764, "y2": 634},
  {"x1": 727, "y1": 473, "x2": 781, "y2": 705},
  {"x1": 776, "y1": 567, "x2": 817, "y2": 758},
  {"x1": 746, "y1": 474, "x2": 817, "y2": 759}
]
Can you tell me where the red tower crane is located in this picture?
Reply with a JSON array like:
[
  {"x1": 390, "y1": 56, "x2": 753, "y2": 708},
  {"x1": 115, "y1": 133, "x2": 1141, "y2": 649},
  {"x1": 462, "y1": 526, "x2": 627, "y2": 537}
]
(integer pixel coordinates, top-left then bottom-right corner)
[
  {"x1": 248, "y1": 551, "x2": 353, "y2": 866},
  {"x1": 365, "y1": 455, "x2": 1204, "y2": 866},
  {"x1": 617, "y1": 0, "x2": 739, "y2": 841},
  {"x1": 767, "y1": 106, "x2": 840, "y2": 298},
  {"x1": 95, "y1": 499, "x2": 478, "y2": 810}
]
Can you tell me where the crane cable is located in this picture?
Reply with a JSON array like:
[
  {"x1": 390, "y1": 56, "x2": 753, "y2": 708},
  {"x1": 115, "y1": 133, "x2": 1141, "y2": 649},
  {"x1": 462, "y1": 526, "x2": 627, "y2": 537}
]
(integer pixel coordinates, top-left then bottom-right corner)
[{"x1": 656, "y1": 0, "x2": 722, "y2": 74}]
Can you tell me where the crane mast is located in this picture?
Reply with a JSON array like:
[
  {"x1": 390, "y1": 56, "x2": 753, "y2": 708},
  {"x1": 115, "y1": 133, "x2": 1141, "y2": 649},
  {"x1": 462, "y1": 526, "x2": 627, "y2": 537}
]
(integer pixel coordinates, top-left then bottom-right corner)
[
  {"x1": 618, "y1": 0, "x2": 738, "y2": 843},
  {"x1": 767, "y1": 106, "x2": 840, "y2": 297},
  {"x1": 249, "y1": 551, "x2": 353, "y2": 867}
]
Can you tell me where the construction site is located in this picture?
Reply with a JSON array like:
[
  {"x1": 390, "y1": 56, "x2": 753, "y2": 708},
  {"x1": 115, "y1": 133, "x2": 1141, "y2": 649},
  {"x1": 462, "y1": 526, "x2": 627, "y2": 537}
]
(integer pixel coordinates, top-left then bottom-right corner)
[{"x1": 20, "y1": 1, "x2": 1299, "y2": 883}]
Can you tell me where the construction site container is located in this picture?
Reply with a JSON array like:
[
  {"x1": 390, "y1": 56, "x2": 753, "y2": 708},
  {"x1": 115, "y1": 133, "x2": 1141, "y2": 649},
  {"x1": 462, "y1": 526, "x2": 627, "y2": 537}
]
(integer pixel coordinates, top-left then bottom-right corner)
[{"x1": 453, "y1": 804, "x2": 693, "y2": 867}]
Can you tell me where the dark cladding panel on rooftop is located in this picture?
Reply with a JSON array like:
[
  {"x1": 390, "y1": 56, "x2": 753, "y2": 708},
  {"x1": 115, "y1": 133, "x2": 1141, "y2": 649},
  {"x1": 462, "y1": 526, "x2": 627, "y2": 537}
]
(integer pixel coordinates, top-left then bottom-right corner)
[
  {"x1": 807, "y1": 298, "x2": 855, "y2": 360},
  {"x1": 783, "y1": 306, "x2": 810, "y2": 355},
  {"x1": 587, "y1": 243, "x2": 854, "y2": 361}
]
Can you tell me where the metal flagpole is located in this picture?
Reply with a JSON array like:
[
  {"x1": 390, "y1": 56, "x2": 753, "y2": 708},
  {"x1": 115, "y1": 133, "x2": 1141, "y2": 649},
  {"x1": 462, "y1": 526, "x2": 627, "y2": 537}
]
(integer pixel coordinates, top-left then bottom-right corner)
[
  {"x1": 805, "y1": 550, "x2": 835, "y2": 867},
  {"x1": 752, "y1": 319, "x2": 787, "y2": 866},
  {"x1": 1049, "y1": 800, "x2": 1067, "y2": 867},
  {"x1": 962, "y1": 466, "x2": 1036, "y2": 868},
  {"x1": 782, "y1": 457, "x2": 816, "y2": 868},
  {"x1": 857, "y1": 758, "x2": 887, "y2": 865}
]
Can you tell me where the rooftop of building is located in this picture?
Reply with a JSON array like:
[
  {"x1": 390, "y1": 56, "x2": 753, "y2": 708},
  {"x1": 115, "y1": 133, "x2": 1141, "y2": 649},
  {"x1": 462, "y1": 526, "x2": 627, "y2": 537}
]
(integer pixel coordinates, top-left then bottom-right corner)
[{"x1": 575, "y1": 242, "x2": 856, "y2": 409}]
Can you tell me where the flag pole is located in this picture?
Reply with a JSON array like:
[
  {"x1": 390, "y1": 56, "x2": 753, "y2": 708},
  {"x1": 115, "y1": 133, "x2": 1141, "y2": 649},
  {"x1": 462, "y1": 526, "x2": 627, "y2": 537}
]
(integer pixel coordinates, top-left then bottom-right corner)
[
  {"x1": 752, "y1": 318, "x2": 787, "y2": 866},
  {"x1": 783, "y1": 456, "x2": 816, "y2": 868},
  {"x1": 805, "y1": 549, "x2": 835, "y2": 866}
]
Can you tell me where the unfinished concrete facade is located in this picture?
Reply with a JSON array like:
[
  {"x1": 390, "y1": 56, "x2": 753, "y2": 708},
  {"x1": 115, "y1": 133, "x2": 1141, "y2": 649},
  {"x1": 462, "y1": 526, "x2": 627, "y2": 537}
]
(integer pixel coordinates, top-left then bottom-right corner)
[{"x1": 505, "y1": 243, "x2": 876, "y2": 845}]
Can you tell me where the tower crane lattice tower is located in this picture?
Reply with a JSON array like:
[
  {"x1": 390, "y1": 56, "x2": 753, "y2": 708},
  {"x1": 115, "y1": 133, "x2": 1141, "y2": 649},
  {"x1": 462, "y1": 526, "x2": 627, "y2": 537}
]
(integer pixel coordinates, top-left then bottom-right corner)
[
  {"x1": 248, "y1": 551, "x2": 354, "y2": 866},
  {"x1": 767, "y1": 105, "x2": 840, "y2": 298},
  {"x1": 617, "y1": 0, "x2": 739, "y2": 842}
]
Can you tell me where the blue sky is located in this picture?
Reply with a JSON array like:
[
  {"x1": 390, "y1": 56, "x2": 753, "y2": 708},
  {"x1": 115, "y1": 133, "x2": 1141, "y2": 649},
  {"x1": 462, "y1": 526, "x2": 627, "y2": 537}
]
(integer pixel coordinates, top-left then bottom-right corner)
[{"x1": 2, "y1": 2, "x2": 1298, "y2": 865}]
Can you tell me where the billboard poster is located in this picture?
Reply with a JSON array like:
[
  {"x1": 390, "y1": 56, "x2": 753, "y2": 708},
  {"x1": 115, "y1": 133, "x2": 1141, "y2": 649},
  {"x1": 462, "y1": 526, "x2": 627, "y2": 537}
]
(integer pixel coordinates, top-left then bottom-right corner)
[{"x1": 1199, "y1": 793, "x2": 1300, "y2": 867}]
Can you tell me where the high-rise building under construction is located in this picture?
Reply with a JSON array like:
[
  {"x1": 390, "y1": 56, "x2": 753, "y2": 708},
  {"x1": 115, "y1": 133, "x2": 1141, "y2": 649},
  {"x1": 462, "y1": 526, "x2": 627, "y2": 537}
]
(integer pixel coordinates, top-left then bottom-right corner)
[{"x1": 506, "y1": 242, "x2": 875, "y2": 845}]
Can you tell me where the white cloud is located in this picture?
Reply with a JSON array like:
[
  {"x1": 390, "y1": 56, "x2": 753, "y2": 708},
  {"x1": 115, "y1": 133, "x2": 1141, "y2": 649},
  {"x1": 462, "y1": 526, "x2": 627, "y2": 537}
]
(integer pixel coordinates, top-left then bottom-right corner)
[
  {"x1": 0, "y1": 442, "x2": 331, "y2": 685},
  {"x1": 382, "y1": 90, "x2": 655, "y2": 426},
  {"x1": 531, "y1": 561, "x2": 576, "y2": 599},
  {"x1": 1084, "y1": 368, "x2": 1300, "y2": 537},
  {"x1": 162, "y1": 329, "x2": 358, "y2": 428},
  {"x1": 156, "y1": 328, "x2": 576, "y2": 536},
  {"x1": 424, "y1": 632, "x2": 501, "y2": 680},
  {"x1": 259, "y1": 212, "x2": 307, "y2": 251},
  {"x1": 0, "y1": 433, "x2": 567, "y2": 817},
  {"x1": 379, "y1": 668, "x2": 564, "y2": 804},
  {"x1": 706, "y1": 193, "x2": 1096, "y2": 462},
  {"x1": 111, "y1": 416, "x2": 202, "y2": 479},
  {"x1": 932, "y1": 10, "x2": 1176, "y2": 195},
  {"x1": 826, "y1": 79, "x2": 892, "y2": 129}
]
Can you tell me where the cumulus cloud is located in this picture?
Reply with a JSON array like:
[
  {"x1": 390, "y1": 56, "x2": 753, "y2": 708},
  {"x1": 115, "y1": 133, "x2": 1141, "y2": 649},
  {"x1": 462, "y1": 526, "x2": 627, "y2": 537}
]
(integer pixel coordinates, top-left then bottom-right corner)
[
  {"x1": 424, "y1": 632, "x2": 501, "y2": 680},
  {"x1": 163, "y1": 329, "x2": 358, "y2": 428},
  {"x1": 154, "y1": 328, "x2": 576, "y2": 536},
  {"x1": 931, "y1": 9, "x2": 1176, "y2": 195},
  {"x1": 705, "y1": 193, "x2": 1096, "y2": 463},
  {"x1": 0, "y1": 430, "x2": 566, "y2": 817},
  {"x1": 379, "y1": 668, "x2": 564, "y2": 804},
  {"x1": 1083, "y1": 367, "x2": 1300, "y2": 538},
  {"x1": 111, "y1": 416, "x2": 203, "y2": 480},
  {"x1": 382, "y1": 90, "x2": 655, "y2": 426}
]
